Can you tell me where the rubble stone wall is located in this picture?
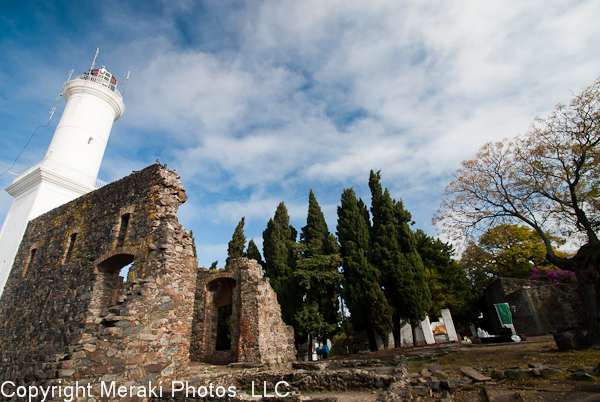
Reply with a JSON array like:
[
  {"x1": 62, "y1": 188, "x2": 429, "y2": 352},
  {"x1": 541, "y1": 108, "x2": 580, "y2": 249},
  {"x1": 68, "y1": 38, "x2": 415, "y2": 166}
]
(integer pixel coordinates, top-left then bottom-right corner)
[
  {"x1": 481, "y1": 277, "x2": 586, "y2": 336},
  {"x1": 0, "y1": 163, "x2": 198, "y2": 387},
  {"x1": 191, "y1": 259, "x2": 296, "y2": 370},
  {"x1": 0, "y1": 162, "x2": 297, "y2": 396}
]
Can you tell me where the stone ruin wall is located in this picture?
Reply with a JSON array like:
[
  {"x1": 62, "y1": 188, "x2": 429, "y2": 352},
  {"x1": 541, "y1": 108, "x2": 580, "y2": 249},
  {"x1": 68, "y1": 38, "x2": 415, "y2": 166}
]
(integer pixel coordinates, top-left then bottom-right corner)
[
  {"x1": 482, "y1": 277, "x2": 586, "y2": 336},
  {"x1": 0, "y1": 163, "x2": 296, "y2": 393},
  {"x1": 0, "y1": 164, "x2": 197, "y2": 388},
  {"x1": 190, "y1": 258, "x2": 296, "y2": 370}
]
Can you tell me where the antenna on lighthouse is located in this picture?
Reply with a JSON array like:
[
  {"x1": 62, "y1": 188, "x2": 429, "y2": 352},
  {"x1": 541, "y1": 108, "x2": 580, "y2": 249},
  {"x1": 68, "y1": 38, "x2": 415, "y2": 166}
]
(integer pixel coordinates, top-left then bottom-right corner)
[
  {"x1": 0, "y1": 68, "x2": 78, "y2": 181},
  {"x1": 120, "y1": 71, "x2": 131, "y2": 97},
  {"x1": 48, "y1": 69, "x2": 74, "y2": 122},
  {"x1": 89, "y1": 48, "x2": 99, "y2": 72}
]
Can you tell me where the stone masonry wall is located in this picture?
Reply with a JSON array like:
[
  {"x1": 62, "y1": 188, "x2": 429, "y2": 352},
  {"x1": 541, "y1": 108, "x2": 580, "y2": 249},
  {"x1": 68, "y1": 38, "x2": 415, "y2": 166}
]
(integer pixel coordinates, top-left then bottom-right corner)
[
  {"x1": 0, "y1": 163, "x2": 198, "y2": 389},
  {"x1": 191, "y1": 258, "x2": 296, "y2": 370},
  {"x1": 481, "y1": 277, "x2": 586, "y2": 336}
]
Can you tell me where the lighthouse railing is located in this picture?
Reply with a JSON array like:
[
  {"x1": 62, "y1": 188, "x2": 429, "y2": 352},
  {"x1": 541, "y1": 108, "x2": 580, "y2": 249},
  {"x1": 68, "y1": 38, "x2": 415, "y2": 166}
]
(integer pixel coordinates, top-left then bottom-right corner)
[{"x1": 74, "y1": 74, "x2": 122, "y2": 98}]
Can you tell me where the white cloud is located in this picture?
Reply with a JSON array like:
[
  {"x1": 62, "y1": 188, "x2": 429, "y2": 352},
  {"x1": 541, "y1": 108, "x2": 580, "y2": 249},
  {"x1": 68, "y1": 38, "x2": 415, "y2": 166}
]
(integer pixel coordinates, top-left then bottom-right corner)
[{"x1": 1, "y1": 0, "x2": 600, "y2": 266}]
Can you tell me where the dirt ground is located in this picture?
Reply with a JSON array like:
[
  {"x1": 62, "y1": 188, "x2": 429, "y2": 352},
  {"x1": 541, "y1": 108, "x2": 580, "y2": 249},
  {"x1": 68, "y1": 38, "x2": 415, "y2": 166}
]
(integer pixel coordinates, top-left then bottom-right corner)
[
  {"x1": 315, "y1": 335, "x2": 600, "y2": 401},
  {"x1": 197, "y1": 336, "x2": 599, "y2": 401}
]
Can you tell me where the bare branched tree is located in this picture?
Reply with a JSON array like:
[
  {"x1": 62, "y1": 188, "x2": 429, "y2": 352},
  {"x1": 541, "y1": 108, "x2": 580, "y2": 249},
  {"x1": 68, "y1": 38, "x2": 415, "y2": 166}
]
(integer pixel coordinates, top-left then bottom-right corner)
[{"x1": 435, "y1": 78, "x2": 600, "y2": 346}]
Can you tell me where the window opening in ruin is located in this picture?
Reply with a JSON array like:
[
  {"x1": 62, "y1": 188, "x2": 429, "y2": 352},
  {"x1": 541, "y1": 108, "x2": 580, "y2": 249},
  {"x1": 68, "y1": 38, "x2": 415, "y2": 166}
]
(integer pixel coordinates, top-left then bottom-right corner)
[
  {"x1": 22, "y1": 248, "x2": 36, "y2": 277},
  {"x1": 64, "y1": 233, "x2": 77, "y2": 263},
  {"x1": 216, "y1": 304, "x2": 232, "y2": 351},
  {"x1": 116, "y1": 213, "x2": 130, "y2": 247},
  {"x1": 120, "y1": 262, "x2": 133, "y2": 282},
  {"x1": 92, "y1": 253, "x2": 135, "y2": 313}
]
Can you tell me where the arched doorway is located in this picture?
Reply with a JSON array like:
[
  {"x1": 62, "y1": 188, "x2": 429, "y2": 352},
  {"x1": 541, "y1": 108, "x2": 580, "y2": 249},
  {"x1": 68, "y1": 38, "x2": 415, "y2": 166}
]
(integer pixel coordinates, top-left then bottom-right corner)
[{"x1": 191, "y1": 276, "x2": 239, "y2": 364}]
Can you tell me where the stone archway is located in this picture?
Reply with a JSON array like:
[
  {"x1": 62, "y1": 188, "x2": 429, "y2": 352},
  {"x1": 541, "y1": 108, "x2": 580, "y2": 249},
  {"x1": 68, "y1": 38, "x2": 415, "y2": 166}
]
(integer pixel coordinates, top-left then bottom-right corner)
[
  {"x1": 88, "y1": 247, "x2": 138, "y2": 315},
  {"x1": 191, "y1": 275, "x2": 240, "y2": 364}
]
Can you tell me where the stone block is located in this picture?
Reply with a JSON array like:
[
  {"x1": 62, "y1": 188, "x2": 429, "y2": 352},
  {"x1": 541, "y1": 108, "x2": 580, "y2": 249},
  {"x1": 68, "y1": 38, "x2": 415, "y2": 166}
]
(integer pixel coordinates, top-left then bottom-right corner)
[
  {"x1": 145, "y1": 363, "x2": 162, "y2": 373},
  {"x1": 460, "y1": 366, "x2": 491, "y2": 382},
  {"x1": 506, "y1": 368, "x2": 531, "y2": 380},
  {"x1": 425, "y1": 379, "x2": 440, "y2": 390},
  {"x1": 428, "y1": 362, "x2": 442, "y2": 372},
  {"x1": 553, "y1": 329, "x2": 586, "y2": 350},
  {"x1": 569, "y1": 372, "x2": 594, "y2": 381},
  {"x1": 414, "y1": 386, "x2": 428, "y2": 396},
  {"x1": 439, "y1": 379, "x2": 457, "y2": 390}
]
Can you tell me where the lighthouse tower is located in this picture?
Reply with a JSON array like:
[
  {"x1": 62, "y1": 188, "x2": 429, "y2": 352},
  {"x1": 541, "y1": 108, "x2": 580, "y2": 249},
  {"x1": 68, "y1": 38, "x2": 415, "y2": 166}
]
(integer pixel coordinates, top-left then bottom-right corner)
[{"x1": 0, "y1": 58, "x2": 125, "y2": 295}]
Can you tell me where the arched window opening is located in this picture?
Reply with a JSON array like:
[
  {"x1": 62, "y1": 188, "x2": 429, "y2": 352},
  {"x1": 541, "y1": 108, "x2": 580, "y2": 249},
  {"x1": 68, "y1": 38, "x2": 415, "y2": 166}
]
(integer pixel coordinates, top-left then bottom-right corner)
[
  {"x1": 22, "y1": 248, "x2": 37, "y2": 277},
  {"x1": 90, "y1": 253, "x2": 135, "y2": 314},
  {"x1": 62, "y1": 233, "x2": 77, "y2": 264},
  {"x1": 116, "y1": 213, "x2": 130, "y2": 248}
]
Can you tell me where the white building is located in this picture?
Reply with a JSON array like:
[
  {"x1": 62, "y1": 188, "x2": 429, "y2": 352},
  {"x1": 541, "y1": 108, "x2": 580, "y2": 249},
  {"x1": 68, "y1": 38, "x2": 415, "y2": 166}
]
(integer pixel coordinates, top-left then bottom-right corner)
[{"x1": 0, "y1": 61, "x2": 125, "y2": 296}]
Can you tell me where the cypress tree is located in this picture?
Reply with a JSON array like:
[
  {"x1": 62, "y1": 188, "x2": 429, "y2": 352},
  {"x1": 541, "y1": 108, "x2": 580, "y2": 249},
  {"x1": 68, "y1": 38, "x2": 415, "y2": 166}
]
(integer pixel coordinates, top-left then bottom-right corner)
[
  {"x1": 189, "y1": 230, "x2": 198, "y2": 259},
  {"x1": 296, "y1": 190, "x2": 342, "y2": 342},
  {"x1": 227, "y1": 217, "x2": 246, "y2": 265},
  {"x1": 246, "y1": 239, "x2": 264, "y2": 265},
  {"x1": 300, "y1": 190, "x2": 330, "y2": 256},
  {"x1": 416, "y1": 229, "x2": 475, "y2": 327},
  {"x1": 369, "y1": 170, "x2": 431, "y2": 346},
  {"x1": 337, "y1": 188, "x2": 392, "y2": 350},
  {"x1": 393, "y1": 198, "x2": 432, "y2": 343},
  {"x1": 369, "y1": 170, "x2": 404, "y2": 346},
  {"x1": 262, "y1": 202, "x2": 302, "y2": 332}
]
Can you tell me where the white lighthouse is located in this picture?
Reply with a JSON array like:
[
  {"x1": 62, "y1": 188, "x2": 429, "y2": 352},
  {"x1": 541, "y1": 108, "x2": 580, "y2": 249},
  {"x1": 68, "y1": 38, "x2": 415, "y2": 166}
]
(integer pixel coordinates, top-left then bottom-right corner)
[{"x1": 0, "y1": 56, "x2": 125, "y2": 295}]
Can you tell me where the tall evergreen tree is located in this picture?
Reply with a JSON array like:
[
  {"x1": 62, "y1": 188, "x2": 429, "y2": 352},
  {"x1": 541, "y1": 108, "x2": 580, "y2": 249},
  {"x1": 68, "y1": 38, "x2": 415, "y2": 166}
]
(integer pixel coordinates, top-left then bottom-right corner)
[
  {"x1": 227, "y1": 217, "x2": 246, "y2": 265},
  {"x1": 246, "y1": 239, "x2": 264, "y2": 266},
  {"x1": 189, "y1": 230, "x2": 198, "y2": 259},
  {"x1": 369, "y1": 170, "x2": 404, "y2": 346},
  {"x1": 415, "y1": 229, "x2": 476, "y2": 328},
  {"x1": 393, "y1": 199, "x2": 432, "y2": 340},
  {"x1": 262, "y1": 202, "x2": 302, "y2": 333},
  {"x1": 300, "y1": 190, "x2": 330, "y2": 256},
  {"x1": 296, "y1": 191, "x2": 342, "y2": 342},
  {"x1": 337, "y1": 188, "x2": 392, "y2": 350},
  {"x1": 369, "y1": 170, "x2": 431, "y2": 346}
]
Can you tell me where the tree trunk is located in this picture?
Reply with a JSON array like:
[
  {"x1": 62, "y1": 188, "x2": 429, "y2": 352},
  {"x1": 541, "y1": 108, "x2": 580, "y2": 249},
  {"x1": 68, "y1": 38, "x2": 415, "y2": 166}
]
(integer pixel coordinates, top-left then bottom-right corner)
[
  {"x1": 548, "y1": 243, "x2": 600, "y2": 348},
  {"x1": 573, "y1": 262, "x2": 600, "y2": 347},
  {"x1": 366, "y1": 326, "x2": 378, "y2": 351}
]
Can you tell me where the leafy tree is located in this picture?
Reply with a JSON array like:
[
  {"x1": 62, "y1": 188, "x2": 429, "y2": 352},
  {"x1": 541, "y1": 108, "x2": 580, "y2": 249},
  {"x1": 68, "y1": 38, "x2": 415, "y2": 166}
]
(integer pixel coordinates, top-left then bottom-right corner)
[
  {"x1": 295, "y1": 191, "x2": 342, "y2": 342},
  {"x1": 210, "y1": 261, "x2": 218, "y2": 270},
  {"x1": 262, "y1": 202, "x2": 302, "y2": 333},
  {"x1": 369, "y1": 171, "x2": 431, "y2": 346},
  {"x1": 337, "y1": 188, "x2": 392, "y2": 350},
  {"x1": 435, "y1": 78, "x2": 600, "y2": 346},
  {"x1": 227, "y1": 217, "x2": 246, "y2": 265},
  {"x1": 460, "y1": 224, "x2": 556, "y2": 293},
  {"x1": 246, "y1": 239, "x2": 264, "y2": 265},
  {"x1": 415, "y1": 229, "x2": 476, "y2": 327}
]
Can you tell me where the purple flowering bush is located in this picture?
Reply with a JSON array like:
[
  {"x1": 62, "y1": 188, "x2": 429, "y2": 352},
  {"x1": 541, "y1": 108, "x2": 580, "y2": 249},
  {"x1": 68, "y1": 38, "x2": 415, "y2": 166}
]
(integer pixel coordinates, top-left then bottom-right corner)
[{"x1": 529, "y1": 266, "x2": 577, "y2": 284}]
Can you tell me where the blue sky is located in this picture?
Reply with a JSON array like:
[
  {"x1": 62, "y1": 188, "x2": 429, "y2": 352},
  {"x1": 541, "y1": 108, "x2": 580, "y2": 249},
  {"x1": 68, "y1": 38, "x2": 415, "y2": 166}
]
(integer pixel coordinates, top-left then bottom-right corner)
[{"x1": 1, "y1": 0, "x2": 600, "y2": 268}]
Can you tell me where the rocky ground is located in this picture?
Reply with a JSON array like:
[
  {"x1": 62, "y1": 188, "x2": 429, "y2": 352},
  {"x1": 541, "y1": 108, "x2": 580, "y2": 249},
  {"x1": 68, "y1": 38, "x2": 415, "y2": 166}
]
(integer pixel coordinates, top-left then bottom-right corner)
[
  {"x1": 175, "y1": 335, "x2": 600, "y2": 402},
  {"x1": 302, "y1": 335, "x2": 600, "y2": 401}
]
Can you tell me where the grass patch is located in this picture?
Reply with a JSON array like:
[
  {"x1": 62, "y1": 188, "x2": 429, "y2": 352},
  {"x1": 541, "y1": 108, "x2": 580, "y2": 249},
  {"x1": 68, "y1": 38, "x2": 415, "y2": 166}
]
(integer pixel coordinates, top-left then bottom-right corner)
[
  {"x1": 436, "y1": 340, "x2": 600, "y2": 371},
  {"x1": 408, "y1": 358, "x2": 433, "y2": 373}
]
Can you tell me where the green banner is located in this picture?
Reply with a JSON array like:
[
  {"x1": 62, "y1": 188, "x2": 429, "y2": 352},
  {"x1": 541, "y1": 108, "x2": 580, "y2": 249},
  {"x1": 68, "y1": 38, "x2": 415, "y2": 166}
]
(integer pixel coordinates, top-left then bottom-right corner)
[{"x1": 494, "y1": 303, "x2": 512, "y2": 325}]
